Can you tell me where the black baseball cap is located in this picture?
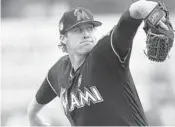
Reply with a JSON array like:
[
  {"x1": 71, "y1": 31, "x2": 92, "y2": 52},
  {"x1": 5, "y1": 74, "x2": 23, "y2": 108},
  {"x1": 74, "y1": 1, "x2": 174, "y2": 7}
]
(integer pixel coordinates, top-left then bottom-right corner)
[{"x1": 59, "y1": 7, "x2": 102, "y2": 35}]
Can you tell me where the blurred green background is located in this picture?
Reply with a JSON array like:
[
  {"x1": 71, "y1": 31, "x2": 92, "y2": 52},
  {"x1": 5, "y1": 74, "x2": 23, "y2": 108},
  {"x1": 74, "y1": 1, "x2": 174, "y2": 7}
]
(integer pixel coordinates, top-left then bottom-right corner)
[{"x1": 1, "y1": 0, "x2": 175, "y2": 126}]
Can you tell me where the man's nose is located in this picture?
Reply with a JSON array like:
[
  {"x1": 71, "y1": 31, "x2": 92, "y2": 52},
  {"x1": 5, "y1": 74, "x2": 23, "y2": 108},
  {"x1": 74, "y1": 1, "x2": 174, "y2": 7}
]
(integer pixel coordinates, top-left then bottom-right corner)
[{"x1": 83, "y1": 29, "x2": 90, "y2": 39}]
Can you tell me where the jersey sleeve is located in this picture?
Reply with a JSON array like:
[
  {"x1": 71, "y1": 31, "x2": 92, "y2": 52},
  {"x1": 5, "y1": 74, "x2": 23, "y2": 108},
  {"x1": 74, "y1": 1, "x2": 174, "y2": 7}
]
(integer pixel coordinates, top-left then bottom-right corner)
[
  {"x1": 91, "y1": 9, "x2": 142, "y2": 67},
  {"x1": 35, "y1": 55, "x2": 69, "y2": 104},
  {"x1": 110, "y1": 9, "x2": 142, "y2": 63},
  {"x1": 35, "y1": 75, "x2": 57, "y2": 104}
]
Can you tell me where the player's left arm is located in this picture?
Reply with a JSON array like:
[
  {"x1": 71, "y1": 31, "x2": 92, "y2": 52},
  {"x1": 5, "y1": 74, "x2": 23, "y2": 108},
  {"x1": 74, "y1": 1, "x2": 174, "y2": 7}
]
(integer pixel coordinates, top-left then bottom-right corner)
[{"x1": 111, "y1": 0, "x2": 158, "y2": 63}]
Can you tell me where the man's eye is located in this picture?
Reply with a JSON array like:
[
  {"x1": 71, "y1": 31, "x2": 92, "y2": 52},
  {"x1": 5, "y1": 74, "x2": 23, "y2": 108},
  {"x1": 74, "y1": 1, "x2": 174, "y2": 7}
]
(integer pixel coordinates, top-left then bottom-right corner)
[
  {"x1": 87, "y1": 26, "x2": 93, "y2": 31},
  {"x1": 74, "y1": 28, "x2": 81, "y2": 33}
]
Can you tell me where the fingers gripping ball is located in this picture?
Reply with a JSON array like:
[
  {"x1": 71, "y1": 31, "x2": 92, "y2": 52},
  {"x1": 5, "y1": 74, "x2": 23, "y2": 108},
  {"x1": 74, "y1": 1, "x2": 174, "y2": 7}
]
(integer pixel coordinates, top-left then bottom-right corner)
[{"x1": 143, "y1": 2, "x2": 174, "y2": 62}]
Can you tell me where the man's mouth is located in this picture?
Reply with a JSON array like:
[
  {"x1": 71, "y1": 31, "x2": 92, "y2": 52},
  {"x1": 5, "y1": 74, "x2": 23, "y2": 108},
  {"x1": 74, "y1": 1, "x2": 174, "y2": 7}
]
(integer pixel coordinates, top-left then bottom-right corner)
[{"x1": 80, "y1": 40, "x2": 93, "y2": 43}]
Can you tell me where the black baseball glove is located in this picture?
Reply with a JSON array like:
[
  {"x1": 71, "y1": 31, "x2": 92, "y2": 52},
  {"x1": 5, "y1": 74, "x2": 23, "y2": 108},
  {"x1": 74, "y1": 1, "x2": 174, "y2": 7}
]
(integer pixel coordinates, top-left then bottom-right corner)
[{"x1": 143, "y1": 2, "x2": 174, "y2": 62}]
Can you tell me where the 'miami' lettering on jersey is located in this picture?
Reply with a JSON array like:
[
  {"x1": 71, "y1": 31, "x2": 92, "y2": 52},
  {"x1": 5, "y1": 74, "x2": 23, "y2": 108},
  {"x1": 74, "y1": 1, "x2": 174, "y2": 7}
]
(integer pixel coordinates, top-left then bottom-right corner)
[
  {"x1": 60, "y1": 87, "x2": 68, "y2": 115},
  {"x1": 60, "y1": 86, "x2": 104, "y2": 114}
]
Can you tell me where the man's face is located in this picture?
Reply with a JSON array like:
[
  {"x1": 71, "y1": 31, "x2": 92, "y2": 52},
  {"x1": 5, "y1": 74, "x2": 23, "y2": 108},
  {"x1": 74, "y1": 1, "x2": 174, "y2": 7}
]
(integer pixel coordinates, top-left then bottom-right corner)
[{"x1": 65, "y1": 23, "x2": 97, "y2": 55}]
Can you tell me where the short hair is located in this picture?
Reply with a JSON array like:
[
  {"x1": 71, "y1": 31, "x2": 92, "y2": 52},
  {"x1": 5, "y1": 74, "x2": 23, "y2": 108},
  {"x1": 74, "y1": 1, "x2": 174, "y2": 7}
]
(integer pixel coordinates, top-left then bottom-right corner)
[{"x1": 58, "y1": 41, "x2": 67, "y2": 53}]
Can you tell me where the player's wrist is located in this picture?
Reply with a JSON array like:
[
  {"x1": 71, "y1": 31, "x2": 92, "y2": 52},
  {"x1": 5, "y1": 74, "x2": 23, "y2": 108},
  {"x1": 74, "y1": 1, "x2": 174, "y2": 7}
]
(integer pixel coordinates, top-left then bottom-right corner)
[
  {"x1": 138, "y1": 0, "x2": 158, "y2": 19},
  {"x1": 130, "y1": 0, "x2": 158, "y2": 19}
]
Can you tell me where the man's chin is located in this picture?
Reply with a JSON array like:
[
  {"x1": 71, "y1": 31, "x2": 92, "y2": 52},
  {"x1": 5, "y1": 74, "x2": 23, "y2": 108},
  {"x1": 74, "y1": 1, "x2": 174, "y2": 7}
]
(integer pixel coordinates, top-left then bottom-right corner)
[{"x1": 79, "y1": 47, "x2": 93, "y2": 55}]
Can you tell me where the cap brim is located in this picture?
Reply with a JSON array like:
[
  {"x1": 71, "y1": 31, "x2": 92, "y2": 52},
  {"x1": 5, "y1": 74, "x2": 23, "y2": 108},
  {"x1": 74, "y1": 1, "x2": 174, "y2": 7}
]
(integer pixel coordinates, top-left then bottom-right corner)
[
  {"x1": 65, "y1": 20, "x2": 102, "y2": 32},
  {"x1": 85, "y1": 20, "x2": 102, "y2": 27}
]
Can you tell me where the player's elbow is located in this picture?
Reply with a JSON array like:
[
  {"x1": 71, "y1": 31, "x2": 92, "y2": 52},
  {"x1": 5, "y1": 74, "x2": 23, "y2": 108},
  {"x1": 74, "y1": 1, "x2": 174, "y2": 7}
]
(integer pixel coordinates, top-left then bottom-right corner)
[
  {"x1": 27, "y1": 101, "x2": 37, "y2": 118},
  {"x1": 27, "y1": 97, "x2": 45, "y2": 118}
]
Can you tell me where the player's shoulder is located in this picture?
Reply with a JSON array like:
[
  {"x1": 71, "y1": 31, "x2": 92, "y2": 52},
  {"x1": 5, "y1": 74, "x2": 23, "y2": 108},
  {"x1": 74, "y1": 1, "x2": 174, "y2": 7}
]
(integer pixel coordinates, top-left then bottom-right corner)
[
  {"x1": 97, "y1": 11, "x2": 133, "y2": 43},
  {"x1": 49, "y1": 54, "x2": 70, "y2": 74},
  {"x1": 57, "y1": 54, "x2": 70, "y2": 64},
  {"x1": 98, "y1": 31, "x2": 111, "y2": 43},
  {"x1": 96, "y1": 26, "x2": 116, "y2": 46}
]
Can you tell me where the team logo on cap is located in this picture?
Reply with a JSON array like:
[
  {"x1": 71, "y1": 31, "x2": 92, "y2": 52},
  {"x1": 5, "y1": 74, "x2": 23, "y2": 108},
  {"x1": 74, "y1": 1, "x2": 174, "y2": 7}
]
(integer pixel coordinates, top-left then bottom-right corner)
[
  {"x1": 74, "y1": 8, "x2": 90, "y2": 21},
  {"x1": 59, "y1": 22, "x2": 64, "y2": 31}
]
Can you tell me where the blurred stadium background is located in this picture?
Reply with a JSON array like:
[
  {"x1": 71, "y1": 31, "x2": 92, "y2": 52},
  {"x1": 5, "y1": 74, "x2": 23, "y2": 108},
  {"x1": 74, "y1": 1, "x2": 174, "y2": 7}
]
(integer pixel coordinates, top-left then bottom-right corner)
[{"x1": 1, "y1": 0, "x2": 175, "y2": 126}]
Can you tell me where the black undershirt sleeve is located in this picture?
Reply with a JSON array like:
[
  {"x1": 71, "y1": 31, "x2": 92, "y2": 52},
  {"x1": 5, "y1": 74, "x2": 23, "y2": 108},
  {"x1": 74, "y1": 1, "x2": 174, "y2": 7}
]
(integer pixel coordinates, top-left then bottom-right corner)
[{"x1": 35, "y1": 55, "x2": 69, "y2": 105}]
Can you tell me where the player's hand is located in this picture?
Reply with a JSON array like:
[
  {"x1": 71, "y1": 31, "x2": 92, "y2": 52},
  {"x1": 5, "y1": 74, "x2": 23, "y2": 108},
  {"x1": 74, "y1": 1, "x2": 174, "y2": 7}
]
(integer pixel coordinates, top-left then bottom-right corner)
[
  {"x1": 28, "y1": 114, "x2": 51, "y2": 126},
  {"x1": 157, "y1": 17, "x2": 169, "y2": 31}
]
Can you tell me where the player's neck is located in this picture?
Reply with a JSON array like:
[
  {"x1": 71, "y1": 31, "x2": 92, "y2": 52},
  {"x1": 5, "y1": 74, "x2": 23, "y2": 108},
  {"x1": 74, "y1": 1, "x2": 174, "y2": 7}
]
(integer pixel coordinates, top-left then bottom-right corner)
[{"x1": 69, "y1": 53, "x2": 86, "y2": 71}]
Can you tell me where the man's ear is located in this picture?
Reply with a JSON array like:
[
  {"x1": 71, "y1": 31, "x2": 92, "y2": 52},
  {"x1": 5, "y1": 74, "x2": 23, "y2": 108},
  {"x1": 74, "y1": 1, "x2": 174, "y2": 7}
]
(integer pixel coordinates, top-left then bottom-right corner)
[{"x1": 60, "y1": 35, "x2": 67, "y2": 44}]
